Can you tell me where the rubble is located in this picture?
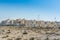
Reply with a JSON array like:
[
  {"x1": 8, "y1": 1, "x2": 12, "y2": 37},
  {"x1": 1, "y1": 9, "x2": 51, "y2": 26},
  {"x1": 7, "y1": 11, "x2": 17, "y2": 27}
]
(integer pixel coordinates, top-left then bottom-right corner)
[{"x1": 0, "y1": 19, "x2": 60, "y2": 40}]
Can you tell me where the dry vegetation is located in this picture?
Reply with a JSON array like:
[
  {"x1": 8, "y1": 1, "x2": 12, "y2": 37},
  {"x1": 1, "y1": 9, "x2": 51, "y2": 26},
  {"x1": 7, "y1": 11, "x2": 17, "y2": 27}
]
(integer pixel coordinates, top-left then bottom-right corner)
[{"x1": 0, "y1": 26, "x2": 60, "y2": 40}]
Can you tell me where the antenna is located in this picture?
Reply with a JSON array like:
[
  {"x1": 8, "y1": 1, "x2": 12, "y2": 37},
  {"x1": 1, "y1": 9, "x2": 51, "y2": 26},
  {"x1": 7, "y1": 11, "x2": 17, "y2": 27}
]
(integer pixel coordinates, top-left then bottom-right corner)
[
  {"x1": 38, "y1": 15, "x2": 40, "y2": 21},
  {"x1": 54, "y1": 17, "x2": 56, "y2": 22}
]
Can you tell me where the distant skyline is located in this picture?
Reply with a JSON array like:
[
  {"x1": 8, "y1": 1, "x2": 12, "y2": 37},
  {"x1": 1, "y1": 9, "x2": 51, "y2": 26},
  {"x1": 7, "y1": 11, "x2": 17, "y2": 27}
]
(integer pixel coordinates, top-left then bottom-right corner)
[{"x1": 0, "y1": 0, "x2": 60, "y2": 21}]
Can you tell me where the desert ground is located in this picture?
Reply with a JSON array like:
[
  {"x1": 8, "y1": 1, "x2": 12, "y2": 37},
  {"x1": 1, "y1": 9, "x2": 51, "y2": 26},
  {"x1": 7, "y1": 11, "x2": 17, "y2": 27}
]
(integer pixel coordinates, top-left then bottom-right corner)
[{"x1": 0, "y1": 26, "x2": 60, "y2": 40}]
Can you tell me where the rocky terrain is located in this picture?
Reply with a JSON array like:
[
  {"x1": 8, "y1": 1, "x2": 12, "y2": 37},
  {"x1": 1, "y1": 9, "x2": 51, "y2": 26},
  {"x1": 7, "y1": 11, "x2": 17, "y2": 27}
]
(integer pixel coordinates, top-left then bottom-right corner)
[
  {"x1": 0, "y1": 26, "x2": 60, "y2": 40},
  {"x1": 0, "y1": 18, "x2": 60, "y2": 40}
]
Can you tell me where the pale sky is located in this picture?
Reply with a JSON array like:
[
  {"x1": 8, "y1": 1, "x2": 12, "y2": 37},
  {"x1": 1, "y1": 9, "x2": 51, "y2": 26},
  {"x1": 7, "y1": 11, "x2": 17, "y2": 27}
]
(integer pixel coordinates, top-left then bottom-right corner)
[{"x1": 0, "y1": 0, "x2": 60, "y2": 21}]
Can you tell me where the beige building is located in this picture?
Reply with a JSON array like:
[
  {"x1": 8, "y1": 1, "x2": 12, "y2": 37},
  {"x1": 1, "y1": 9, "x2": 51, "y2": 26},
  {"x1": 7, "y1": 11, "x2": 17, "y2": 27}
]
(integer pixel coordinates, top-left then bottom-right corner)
[{"x1": 0, "y1": 19, "x2": 59, "y2": 28}]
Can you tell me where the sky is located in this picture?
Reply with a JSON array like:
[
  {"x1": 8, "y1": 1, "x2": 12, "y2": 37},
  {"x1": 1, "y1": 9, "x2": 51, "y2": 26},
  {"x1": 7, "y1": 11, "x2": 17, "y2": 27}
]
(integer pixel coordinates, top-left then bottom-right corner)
[{"x1": 0, "y1": 0, "x2": 60, "y2": 21}]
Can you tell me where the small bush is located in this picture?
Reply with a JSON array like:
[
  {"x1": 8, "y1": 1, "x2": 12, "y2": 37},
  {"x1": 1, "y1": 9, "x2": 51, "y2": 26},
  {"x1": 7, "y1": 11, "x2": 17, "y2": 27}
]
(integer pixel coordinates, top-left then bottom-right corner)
[
  {"x1": 23, "y1": 31, "x2": 28, "y2": 34},
  {"x1": 45, "y1": 37, "x2": 49, "y2": 40},
  {"x1": 54, "y1": 39, "x2": 59, "y2": 40},
  {"x1": 2, "y1": 35, "x2": 9, "y2": 38},
  {"x1": 6, "y1": 30, "x2": 11, "y2": 34},
  {"x1": 7, "y1": 38, "x2": 12, "y2": 40},
  {"x1": 29, "y1": 37, "x2": 34, "y2": 40},
  {"x1": 15, "y1": 38, "x2": 21, "y2": 40}
]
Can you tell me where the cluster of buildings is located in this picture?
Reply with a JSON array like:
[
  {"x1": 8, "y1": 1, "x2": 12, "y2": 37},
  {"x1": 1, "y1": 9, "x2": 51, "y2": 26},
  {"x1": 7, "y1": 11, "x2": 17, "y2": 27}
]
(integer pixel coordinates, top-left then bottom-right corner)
[{"x1": 0, "y1": 19, "x2": 60, "y2": 28}]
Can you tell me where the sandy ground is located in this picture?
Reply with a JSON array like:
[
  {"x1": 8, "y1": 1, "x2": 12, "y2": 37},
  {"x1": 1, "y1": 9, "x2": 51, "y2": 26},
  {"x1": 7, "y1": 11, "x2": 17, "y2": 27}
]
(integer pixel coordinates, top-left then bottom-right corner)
[{"x1": 0, "y1": 26, "x2": 60, "y2": 40}]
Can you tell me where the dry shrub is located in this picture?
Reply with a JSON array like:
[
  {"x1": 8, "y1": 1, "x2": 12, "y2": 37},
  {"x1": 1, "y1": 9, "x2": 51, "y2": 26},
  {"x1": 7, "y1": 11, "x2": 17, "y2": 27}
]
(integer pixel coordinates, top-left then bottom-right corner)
[
  {"x1": 7, "y1": 38, "x2": 12, "y2": 40},
  {"x1": 29, "y1": 37, "x2": 34, "y2": 40},
  {"x1": 15, "y1": 38, "x2": 21, "y2": 40}
]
